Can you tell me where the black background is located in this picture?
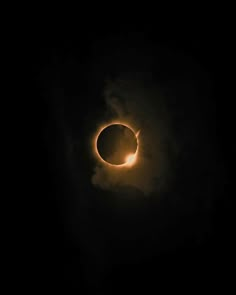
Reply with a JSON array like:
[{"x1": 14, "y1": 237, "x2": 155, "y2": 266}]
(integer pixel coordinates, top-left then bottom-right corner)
[{"x1": 31, "y1": 19, "x2": 231, "y2": 293}]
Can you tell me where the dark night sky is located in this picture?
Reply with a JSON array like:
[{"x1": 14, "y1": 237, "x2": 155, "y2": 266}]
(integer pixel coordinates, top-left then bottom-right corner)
[{"x1": 32, "y1": 22, "x2": 231, "y2": 293}]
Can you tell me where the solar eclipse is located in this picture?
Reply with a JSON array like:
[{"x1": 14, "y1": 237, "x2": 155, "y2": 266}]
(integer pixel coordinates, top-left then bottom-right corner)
[{"x1": 95, "y1": 123, "x2": 139, "y2": 167}]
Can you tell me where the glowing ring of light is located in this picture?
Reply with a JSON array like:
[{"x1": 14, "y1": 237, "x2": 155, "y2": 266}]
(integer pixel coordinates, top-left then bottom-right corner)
[{"x1": 94, "y1": 122, "x2": 139, "y2": 168}]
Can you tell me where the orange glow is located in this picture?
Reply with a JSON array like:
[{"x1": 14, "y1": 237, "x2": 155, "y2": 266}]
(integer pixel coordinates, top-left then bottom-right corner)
[
  {"x1": 94, "y1": 121, "x2": 139, "y2": 168},
  {"x1": 125, "y1": 153, "x2": 136, "y2": 166}
]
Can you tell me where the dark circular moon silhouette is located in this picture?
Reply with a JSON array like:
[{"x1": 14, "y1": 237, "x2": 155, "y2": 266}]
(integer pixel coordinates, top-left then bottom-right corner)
[{"x1": 96, "y1": 124, "x2": 138, "y2": 165}]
